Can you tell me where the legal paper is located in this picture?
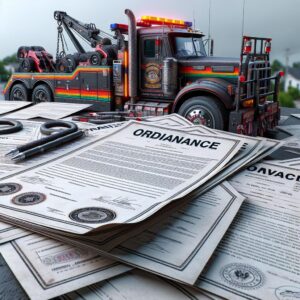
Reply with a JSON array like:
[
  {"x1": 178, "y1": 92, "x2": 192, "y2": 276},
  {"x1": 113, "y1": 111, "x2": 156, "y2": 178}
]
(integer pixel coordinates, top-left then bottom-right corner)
[
  {"x1": 0, "y1": 121, "x2": 124, "y2": 243},
  {"x1": 197, "y1": 162, "x2": 300, "y2": 300},
  {"x1": 5, "y1": 102, "x2": 91, "y2": 120},
  {"x1": 0, "y1": 101, "x2": 32, "y2": 115},
  {"x1": 0, "y1": 121, "x2": 244, "y2": 234},
  {"x1": 0, "y1": 234, "x2": 130, "y2": 300},
  {"x1": 109, "y1": 182, "x2": 244, "y2": 284},
  {"x1": 60, "y1": 270, "x2": 211, "y2": 300}
]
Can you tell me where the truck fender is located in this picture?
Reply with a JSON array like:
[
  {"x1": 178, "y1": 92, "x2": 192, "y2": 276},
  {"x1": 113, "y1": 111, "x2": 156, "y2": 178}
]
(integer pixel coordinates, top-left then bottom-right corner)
[{"x1": 172, "y1": 80, "x2": 233, "y2": 113}]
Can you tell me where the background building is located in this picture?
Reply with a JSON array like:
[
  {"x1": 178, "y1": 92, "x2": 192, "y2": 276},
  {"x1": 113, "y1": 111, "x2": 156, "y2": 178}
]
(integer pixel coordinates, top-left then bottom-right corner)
[{"x1": 285, "y1": 67, "x2": 300, "y2": 92}]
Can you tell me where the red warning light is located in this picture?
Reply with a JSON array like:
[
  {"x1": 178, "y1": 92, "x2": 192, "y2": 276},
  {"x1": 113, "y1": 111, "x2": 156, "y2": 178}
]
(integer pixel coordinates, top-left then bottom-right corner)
[
  {"x1": 239, "y1": 75, "x2": 246, "y2": 82},
  {"x1": 265, "y1": 41, "x2": 271, "y2": 53},
  {"x1": 243, "y1": 40, "x2": 252, "y2": 54}
]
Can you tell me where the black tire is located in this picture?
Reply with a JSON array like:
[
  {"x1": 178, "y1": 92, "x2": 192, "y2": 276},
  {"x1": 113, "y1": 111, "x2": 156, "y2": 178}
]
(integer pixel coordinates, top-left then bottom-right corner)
[
  {"x1": 32, "y1": 84, "x2": 53, "y2": 103},
  {"x1": 10, "y1": 84, "x2": 29, "y2": 101},
  {"x1": 19, "y1": 58, "x2": 35, "y2": 72},
  {"x1": 178, "y1": 96, "x2": 227, "y2": 130},
  {"x1": 89, "y1": 52, "x2": 102, "y2": 65},
  {"x1": 56, "y1": 55, "x2": 76, "y2": 73},
  {"x1": 65, "y1": 54, "x2": 78, "y2": 72}
]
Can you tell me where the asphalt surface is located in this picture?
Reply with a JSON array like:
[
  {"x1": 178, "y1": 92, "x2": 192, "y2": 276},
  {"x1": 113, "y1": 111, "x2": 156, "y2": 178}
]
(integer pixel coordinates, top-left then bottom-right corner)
[{"x1": 0, "y1": 256, "x2": 28, "y2": 300}]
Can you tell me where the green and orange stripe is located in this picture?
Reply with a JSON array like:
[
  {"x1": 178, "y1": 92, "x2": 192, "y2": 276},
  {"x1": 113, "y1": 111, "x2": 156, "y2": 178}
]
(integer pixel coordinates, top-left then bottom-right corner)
[
  {"x1": 180, "y1": 66, "x2": 239, "y2": 80},
  {"x1": 55, "y1": 88, "x2": 111, "y2": 102}
]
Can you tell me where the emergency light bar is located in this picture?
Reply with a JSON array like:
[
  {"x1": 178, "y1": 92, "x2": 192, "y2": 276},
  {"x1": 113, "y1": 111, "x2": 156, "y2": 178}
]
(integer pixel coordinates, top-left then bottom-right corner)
[
  {"x1": 110, "y1": 23, "x2": 128, "y2": 31},
  {"x1": 140, "y1": 15, "x2": 192, "y2": 27}
]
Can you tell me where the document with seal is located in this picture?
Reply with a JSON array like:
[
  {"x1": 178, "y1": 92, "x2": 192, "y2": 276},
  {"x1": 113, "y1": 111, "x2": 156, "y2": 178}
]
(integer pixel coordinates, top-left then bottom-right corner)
[
  {"x1": 0, "y1": 234, "x2": 130, "y2": 300},
  {"x1": 196, "y1": 162, "x2": 300, "y2": 300},
  {"x1": 60, "y1": 270, "x2": 211, "y2": 300},
  {"x1": 3, "y1": 182, "x2": 244, "y2": 285},
  {"x1": 0, "y1": 100, "x2": 32, "y2": 115},
  {"x1": 108, "y1": 182, "x2": 244, "y2": 284},
  {"x1": 0, "y1": 121, "x2": 244, "y2": 235},
  {"x1": 0, "y1": 116, "x2": 191, "y2": 244},
  {"x1": 0, "y1": 121, "x2": 127, "y2": 243}
]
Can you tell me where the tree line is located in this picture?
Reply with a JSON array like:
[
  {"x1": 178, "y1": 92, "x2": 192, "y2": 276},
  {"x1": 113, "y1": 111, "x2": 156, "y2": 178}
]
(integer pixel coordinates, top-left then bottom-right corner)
[
  {"x1": 0, "y1": 53, "x2": 18, "y2": 82},
  {"x1": 272, "y1": 60, "x2": 300, "y2": 108}
]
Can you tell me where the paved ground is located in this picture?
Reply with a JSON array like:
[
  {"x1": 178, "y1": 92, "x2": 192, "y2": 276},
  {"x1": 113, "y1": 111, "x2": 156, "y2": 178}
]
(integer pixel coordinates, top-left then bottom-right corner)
[{"x1": 0, "y1": 256, "x2": 28, "y2": 299}]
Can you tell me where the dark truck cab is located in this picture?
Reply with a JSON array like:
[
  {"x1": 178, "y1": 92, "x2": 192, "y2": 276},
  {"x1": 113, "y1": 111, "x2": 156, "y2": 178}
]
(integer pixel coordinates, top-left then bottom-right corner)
[{"x1": 4, "y1": 10, "x2": 282, "y2": 136}]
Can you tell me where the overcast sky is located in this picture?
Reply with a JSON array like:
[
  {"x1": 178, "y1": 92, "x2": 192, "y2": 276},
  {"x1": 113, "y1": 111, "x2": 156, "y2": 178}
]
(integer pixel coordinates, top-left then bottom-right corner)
[{"x1": 0, "y1": 0, "x2": 299, "y2": 65}]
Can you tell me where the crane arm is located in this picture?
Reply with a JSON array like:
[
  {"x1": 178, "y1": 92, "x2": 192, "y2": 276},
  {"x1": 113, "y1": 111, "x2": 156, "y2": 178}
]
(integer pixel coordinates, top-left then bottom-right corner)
[{"x1": 54, "y1": 11, "x2": 103, "y2": 53}]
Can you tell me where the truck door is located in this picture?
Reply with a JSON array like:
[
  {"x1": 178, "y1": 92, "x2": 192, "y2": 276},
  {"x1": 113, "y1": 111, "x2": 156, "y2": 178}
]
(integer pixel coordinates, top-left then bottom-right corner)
[
  {"x1": 55, "y1": 73, "x2": 81, "y2": 100},
  {"x1": 80, "y1": 71, "x2": 98, "y2": 100},
  {"x1": 140, "y1": 37, "x2": 165, "y2": 97}
]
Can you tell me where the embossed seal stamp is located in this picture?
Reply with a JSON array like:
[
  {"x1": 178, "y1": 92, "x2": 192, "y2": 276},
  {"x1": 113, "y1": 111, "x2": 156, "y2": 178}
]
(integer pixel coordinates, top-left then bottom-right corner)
[
  {"x1": 12, "y1": 192, "x2": 46, "y2": 206},
  {"x1": 275, "y1": 286, "x2": 300, "y2": 300},
  {"x1": 0, "y1": 183, "x2": 22, "y2": 196},
  {"x1": 221, "y1": 263, "x2": 264, "y2": 289},
  {"x1": 69, "y1": 207, "x2": 116, "y2": 224}
]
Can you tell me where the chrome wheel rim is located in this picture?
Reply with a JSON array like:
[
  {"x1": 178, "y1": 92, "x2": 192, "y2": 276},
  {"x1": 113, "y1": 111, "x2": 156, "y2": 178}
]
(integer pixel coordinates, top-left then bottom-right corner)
[{"x1": 185, "y1": 107, "x2": 215, "y2": 127}]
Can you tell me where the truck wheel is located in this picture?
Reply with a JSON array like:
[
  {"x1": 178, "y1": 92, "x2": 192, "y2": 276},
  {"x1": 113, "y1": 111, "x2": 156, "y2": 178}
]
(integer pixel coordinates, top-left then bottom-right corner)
[
  {"x1": 10, "y1": 84, "x2": 28, "y2": 101},
  {"x1": 56, "y1": 56, "x2": 75, "y2": 73},
  {"x1": 90, "y1": 52, "x2": 102, "y2": 65},
  {"x1": 32, "y1": 85, "x2": 53, "y2": 103},
  {"x1": 178, "y1": 96, "x2": 227, "y2": 130}
]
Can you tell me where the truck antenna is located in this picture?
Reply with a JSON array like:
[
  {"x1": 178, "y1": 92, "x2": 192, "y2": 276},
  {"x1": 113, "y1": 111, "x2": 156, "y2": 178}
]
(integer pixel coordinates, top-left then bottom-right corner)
[
  {"x1": 208, "y1": 0, "x2": 212, "y2": 54},
  {"x1": 241, "y1": 0, "x2": 246, "y2": 37},
  {"x1": 193, "y1": 9, "x2": 196, "y2": 31}
]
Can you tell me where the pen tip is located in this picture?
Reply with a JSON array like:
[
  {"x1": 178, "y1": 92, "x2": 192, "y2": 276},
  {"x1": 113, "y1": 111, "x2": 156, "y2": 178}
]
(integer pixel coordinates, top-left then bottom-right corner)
[
  {"x1": 5, "y1": 149, "x2": 19, "y2": 157},
  {"x1": 10, "y1": 154, "x2": 24, "y2": 162}
]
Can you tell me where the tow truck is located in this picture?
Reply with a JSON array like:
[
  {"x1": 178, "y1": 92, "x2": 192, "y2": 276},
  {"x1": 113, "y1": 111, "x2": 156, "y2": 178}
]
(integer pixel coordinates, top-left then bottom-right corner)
[{"x1": 3, "y1": 9, "x2": 283, "y2": 135}]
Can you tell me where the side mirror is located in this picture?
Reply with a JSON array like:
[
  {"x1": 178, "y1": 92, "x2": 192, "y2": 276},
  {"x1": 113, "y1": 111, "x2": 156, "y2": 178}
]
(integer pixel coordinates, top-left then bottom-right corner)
[
  {"x1": 203, "y1": 38, "x2": 214, "y2": 56},
  {"x1": 210, "y1": 39, "x2": 214, "y2": 56}
]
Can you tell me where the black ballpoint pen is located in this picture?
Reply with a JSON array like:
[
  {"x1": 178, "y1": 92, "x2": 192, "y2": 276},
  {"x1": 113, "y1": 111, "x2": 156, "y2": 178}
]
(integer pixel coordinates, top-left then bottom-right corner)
[
  {"x1": 11, "y1": 130, "x2": 86, "y2": 162},
  {"x1": 5, "y1": 123, "x2": 78, "y2": 157}
]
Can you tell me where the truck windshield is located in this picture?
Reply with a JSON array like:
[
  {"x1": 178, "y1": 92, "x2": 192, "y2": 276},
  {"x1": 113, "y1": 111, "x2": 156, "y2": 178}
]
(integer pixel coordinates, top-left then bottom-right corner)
[{"x1": 175, "y1": 37, "x2": 206, "y2": 58}]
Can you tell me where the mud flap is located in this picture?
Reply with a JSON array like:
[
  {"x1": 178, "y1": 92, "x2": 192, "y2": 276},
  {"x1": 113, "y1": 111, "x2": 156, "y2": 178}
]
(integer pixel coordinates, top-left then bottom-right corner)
[{"x1": 229, "y1": 109, "x2": 255, "y2": 135}]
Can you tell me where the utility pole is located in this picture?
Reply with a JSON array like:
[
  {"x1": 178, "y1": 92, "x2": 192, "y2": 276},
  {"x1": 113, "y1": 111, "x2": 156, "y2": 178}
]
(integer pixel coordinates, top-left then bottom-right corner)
[{"x1": 285, "y1": 48, "x2": 290, "y2": 91}]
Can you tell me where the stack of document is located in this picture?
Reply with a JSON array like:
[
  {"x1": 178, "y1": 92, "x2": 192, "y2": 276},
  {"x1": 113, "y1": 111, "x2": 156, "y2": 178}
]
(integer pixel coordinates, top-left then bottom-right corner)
[{"x1": 0, "y1": 113, "x2": 292, "y2": 300}]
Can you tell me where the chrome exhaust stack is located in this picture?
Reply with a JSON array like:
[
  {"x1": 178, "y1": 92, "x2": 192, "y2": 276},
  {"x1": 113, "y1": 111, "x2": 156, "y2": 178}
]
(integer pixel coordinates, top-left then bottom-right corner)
[{"x1": 125, "y1": 9, "x2": 137, "y2": 104}]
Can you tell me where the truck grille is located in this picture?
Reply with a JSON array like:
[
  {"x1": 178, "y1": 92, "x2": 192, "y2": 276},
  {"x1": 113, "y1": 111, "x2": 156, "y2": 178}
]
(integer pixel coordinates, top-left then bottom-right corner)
[{"x1": 242, "y1": 61, "x2": 272, "y2": 102}]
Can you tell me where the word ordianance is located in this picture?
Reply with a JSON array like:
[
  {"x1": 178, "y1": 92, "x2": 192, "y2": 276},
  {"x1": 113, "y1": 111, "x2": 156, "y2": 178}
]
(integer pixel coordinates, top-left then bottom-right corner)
[{"x1": 133, "y1": 129, "x2": 221, "y2": 150}]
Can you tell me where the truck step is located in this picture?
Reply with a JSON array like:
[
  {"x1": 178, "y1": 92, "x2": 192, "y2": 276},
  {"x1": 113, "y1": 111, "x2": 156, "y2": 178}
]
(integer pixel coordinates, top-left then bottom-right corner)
[{"x1": 124, "y1": 101, "x2": 171, "y2": 117}]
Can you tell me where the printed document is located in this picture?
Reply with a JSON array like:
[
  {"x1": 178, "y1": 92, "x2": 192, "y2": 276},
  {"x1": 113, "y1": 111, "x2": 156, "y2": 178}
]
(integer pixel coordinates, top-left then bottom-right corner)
[
  {"x1": 0, "y1": 121, "x2": 244, "y2": 234},
  {"x1": 0, "y1": 234, "x2": 130, "y2": 300},
  {"x1": 197, "y1": 162, "x2": 300, "y2": 300},
  {"x1": 60, "y1": 270, "x2": 211, "y2": 300}
]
